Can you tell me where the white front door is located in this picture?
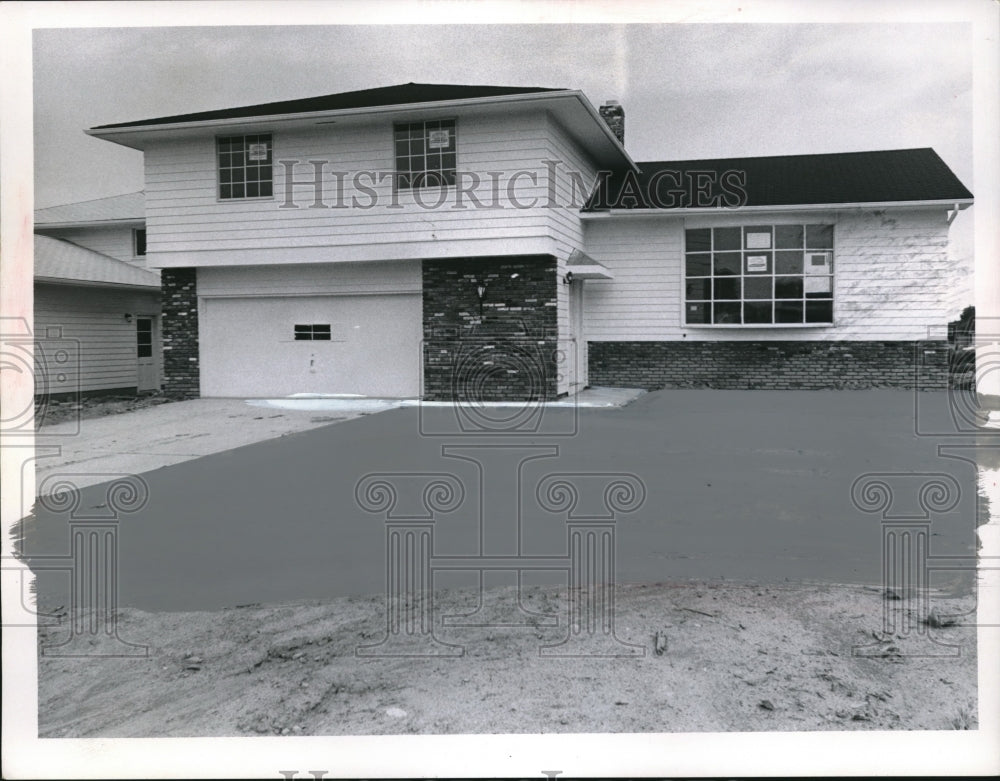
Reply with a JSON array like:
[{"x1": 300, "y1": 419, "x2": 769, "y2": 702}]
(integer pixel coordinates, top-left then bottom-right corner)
[{"x1": 136, "y1": 316, "x2": 157, "y2": 391}]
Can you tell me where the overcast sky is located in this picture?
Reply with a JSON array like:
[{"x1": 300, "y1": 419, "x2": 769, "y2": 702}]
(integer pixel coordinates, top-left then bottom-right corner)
[{"x1": 32, "y1": 21, "x2": 974, "y2": 266}]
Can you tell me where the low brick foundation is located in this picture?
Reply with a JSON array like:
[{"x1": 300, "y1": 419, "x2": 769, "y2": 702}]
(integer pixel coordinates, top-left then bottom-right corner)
[
  {"x1": 588, "y1": 340, "x2": 949, "y2": 390},
  {"x1": 161, "y1": 268, "x2": 200, "y2": 398},
  {"x1": 423, "y1": 256, "x2": 558, "y2": 401}
]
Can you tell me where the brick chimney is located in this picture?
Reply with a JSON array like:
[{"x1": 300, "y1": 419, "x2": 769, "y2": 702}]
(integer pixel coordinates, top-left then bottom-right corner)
[{"x1": 599, "y1": 100, "x2": 624, "y2": 145}]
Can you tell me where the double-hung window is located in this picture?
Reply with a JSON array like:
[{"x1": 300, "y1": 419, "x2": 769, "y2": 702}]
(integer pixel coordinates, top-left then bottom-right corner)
[
  {"x1": 684, "y1": 224, "x2": 834, "y2": 325},
  {"x1": 217, "y1": 134, "x2": 273, "y2": 199},
  {"x1": 394, "y1": 119, "x2": 456, "y2": 189}
]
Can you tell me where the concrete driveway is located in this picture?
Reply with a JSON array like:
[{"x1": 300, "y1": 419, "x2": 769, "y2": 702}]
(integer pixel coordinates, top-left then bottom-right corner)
[{"x1": 18, "y1": 390, "x2": 981, "y2": 612}]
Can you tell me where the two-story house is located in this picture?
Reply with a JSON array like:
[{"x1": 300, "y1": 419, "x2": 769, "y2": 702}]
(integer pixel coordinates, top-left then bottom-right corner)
[
  {"x1": 81, "y1": 82, "x2": 972, "y2": 401},
  {"x1": 33, "y1": 193, "x2": 162, "y2": 398}
]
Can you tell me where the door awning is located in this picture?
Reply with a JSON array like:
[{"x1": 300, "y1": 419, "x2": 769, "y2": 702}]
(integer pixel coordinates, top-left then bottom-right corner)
[{"x1": 566, "y1": 249, "x2": 614, "y2": 279}]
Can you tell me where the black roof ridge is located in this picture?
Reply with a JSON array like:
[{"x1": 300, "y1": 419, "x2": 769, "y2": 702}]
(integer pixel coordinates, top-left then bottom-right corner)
[
  {"x1": 91, "y1": 82, "x2": 569, "y2": 131},
  {"x1": 634, "y1": 147, "x2": 939, "y2": 167},
  {"x1": 585, "y1": 147, "x2": 972, "y2": 210}
]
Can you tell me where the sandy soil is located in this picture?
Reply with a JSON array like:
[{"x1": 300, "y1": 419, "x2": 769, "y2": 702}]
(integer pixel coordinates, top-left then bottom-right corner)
[
  {"x1": 36, "y1": 580, "x2": 977, "y2": 737},
  {"x1": 36, "y1": 393, "x2": 176, "y2": 427}
]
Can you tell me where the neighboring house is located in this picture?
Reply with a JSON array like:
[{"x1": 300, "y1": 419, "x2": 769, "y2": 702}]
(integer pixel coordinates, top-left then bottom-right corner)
[
  {"x1": 33, "y1": 195, "x2": 162, "y2": 397},
  {"x1": 81, "y1": 82, "x2": 972, "y2": 400}
]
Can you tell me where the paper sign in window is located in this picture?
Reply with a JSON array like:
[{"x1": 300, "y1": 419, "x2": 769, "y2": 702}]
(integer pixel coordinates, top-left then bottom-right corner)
[
  {"x1": 745, "y1": 232, "x2": 771, "y2": 249},
  {"x1": 427, "y1": 130, "x2": 450, "y2": 149},
  {"x1": 247, "y1": 143, "x2": 268, "y2": 161},
  {"x1": 746, "y1": 255, "x2": 769, "y2": 272}
]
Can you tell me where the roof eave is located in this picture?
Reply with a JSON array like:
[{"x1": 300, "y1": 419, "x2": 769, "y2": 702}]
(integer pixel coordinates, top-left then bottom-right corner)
[
  {"x1": 581, "y1": 198, "x2": 975, "y2": 217},
  {"x1": 35, "y1": 218, "x2": 144, "y2": 229},
  {"x1": 86, "y1": 90, "x2": 639, "y2": 170},
  {"x1": 35, "y1": 276, "x2": 160, "y2": 290}
]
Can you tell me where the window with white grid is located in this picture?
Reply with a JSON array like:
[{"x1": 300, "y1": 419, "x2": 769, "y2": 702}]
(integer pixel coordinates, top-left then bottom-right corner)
[
  {"x1": 217, "y1": 134, "x2": 273, "y2": 199},
  {"x1": 684, "y1": 224, "x2": 834, "y2": 325},
  {"x1": 394, "y1": 119, "x2": 456, "y2": 189}
]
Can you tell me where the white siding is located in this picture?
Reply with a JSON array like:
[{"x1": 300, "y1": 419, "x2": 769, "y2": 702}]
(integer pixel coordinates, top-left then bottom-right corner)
[
  {"x1": 198, "y1": 260, "x2": 421, "y2": 298},
  {"x1": 582, "y1": 207, "x2": 955, "y2": 342},
  {"x1": 36, "y1": 225, "x2": 145, "y2": 266},
  {"x1": 144, "y1": 111, "x2": 575, "y2": 268},
  {"x1": 34, "y1": 283, "x2": 162, "y2": 394},
  {"x1": 541, "y1": 113, "x2": 600, "y2": 394}
]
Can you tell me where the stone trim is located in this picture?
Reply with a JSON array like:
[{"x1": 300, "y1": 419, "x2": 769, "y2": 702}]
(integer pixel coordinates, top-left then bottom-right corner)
[{"x1": 588, "y1": 340, "x2": 948, "y2": 390}]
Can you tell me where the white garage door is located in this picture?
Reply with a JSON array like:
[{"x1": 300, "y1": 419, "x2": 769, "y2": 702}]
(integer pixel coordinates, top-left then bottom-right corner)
[{"x1": 200, "y1": 294, "x2": 422, "y2": 397}]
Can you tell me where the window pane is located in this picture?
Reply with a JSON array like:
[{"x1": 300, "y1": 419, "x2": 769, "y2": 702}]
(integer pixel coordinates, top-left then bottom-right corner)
[
  {"x1": 744, "y1": 301, "x2": 773, "y2": 324},
  {"x1": 259, "y1": 181, "x2": 272, "y2": 198},
  {"x1": 685, "y1": 254, "x2": 711, "y2": 276},
  {"x1": 775, "y1": 301, "x2": 804, "y2": 323},
  {"x1": 713, "y1": 252, "x2": 741, "y2": 276},
  {"x1": 713, "y1": 227, "x2": 741, "y2": 251},
  {"x1": 713, "y1": 301, "x2": 741, "y2": 324},
  {"x1": 806, "y1": 224, "x2": 834, "y2": 249},
  {"x1": 744, "y1": 277, "x2": 772, "y2": 299},
  {"x1": 804, "y1": 275, "x2": 833, "y2": 296},
  {"x1": 686, "y1": 302, "x2": 710, "y2": 324},
  {"x1": 220, "y1": 184, "x2": 233, "y2": 199},
  {"x1": 774, "y1": 225, "x2": 804, "y2": 248},
  {"x1": 714, "y1": 277, "x2": 741, "y2": 300},
  {"x1": 775, "y1": 276, "x2": 803, "y2": 299},
  {"x1": 441, "y1": 151, "x2": 456, "y2": 171},
  {"x1": 744, "y1": 227, "x2": 772, "y2": 249},
  {"x1": 137, "y1": 344, "x2": 153, "y2": 358},
  {"x1": 744, "y1": 252, "x2": 771, "y2": 274},
  {"x1": 805, "y1": 300, "x2": 833, "y2": 322},
  {"x1": 775, "y1": 250, "x2": 803, "y2": 275},
  {"x1": 685, "y1": 278, "x2": 712, "y2": 300},
  {"x1": 685, "y1": 228, "x2": 711, "y2": 252}
]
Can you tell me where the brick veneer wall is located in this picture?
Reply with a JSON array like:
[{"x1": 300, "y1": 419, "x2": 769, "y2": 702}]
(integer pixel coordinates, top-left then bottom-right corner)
[
  {"x1": 588, "y1": 341, "x2": 949, "y2": 390},
  {"x1": 161, "y1": 268, "x2": 200, "y2": 398},
  {"x1": 423, "y1": 255, "x2": 558, "y2": 401}
]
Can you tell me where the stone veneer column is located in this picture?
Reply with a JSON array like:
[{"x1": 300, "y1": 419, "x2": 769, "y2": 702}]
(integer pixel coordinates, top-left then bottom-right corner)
[
  {"x1": 422, "y1": 255, "x2": 558, "y2": 401},
  {"x1": 160, "y1": 268, "x2": 200, "y2": 398}
]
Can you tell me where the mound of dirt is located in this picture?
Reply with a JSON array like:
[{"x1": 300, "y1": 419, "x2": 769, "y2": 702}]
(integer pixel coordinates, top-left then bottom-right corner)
[{"x1": 36, "y1": 581, "x2": 977, "y2": 737}]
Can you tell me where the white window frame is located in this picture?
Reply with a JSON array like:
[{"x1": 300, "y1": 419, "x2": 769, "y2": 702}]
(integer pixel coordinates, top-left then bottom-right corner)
[
  {"x1": 393, "y1": 119, "x2": 457, "y2": 190},
  {"x1": 132, "y1": 227, "x2": 146, "y2": 257},
  {"x1": 217, "y1": 134, "x2": 274, "y2": 201},
  {"x1": 682, "y1": 222, "x2": 835, "y2": 328}
]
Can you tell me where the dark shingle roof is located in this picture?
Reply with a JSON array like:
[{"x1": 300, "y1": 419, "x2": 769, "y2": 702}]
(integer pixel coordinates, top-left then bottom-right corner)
[
  {"x1": 92, "y1": 83, "x2": 567, "y2": 130},
  {"x1": 585, "y1": 148, "x2": 973, "y2": 210}
]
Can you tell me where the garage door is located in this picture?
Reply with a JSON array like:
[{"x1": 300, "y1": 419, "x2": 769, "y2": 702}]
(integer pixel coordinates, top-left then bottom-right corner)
[{"x1": 200, "y1": 294, "x2": 422, "y2": 397}]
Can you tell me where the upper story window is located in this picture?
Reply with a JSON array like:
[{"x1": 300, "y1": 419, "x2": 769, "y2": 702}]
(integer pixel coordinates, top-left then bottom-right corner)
[
  {"x1": 217, "y1": 134, "x2": 272, "y2": 199},
  {"x1": 394, "y1": 119, "x2": 456, "y2": 189},
  {"x1": 684, "y1": 224, "x2": 834, "y2": 326},
  {"x1": 132, "y1": 228, "x2": 146, "y2": 257}
]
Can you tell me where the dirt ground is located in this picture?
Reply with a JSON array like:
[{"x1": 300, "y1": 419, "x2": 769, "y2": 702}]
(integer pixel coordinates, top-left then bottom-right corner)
[
  {"x1": 36, "y1": 580, "x2": 977, "y2": 737},
  {"x1": 36, "y1": 393, "x2": 176, "y2": 427}
]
